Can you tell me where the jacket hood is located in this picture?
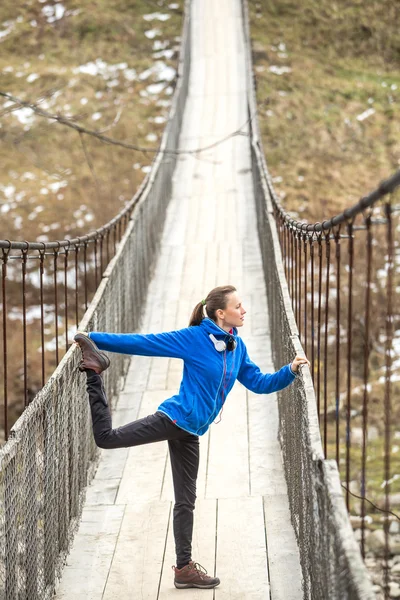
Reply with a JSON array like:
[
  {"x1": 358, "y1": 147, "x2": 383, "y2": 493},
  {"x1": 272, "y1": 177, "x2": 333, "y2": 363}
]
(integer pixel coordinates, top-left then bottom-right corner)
[{"x1": 199, "y1": 317, "x2": 238, "y2": 340}]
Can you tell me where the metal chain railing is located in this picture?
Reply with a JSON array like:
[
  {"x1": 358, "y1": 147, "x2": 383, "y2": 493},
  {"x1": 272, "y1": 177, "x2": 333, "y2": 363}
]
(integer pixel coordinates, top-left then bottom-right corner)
[
  {"x1": 241, "y1": 0, "x2": 390, "y2": 597},
  {"x1": 0, "y1": 2, "x2": 191, "y2": 597}
]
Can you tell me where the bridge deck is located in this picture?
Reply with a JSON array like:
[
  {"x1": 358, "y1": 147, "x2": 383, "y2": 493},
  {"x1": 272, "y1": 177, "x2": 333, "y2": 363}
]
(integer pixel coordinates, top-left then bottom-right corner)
[{"x1": 56, "y1": 0, "x2": 302, "y2": 598}]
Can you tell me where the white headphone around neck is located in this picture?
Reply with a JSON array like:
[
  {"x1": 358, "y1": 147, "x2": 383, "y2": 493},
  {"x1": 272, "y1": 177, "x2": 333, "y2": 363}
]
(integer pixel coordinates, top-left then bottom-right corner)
[{"x1": 209, "y1": 333, "x2": 237, "y2": 352}]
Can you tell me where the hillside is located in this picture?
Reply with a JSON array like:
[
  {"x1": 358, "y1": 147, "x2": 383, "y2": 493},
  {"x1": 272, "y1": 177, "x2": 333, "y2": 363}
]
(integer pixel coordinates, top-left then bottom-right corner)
[
  {"x1": 248, "y1": 0, "x2": 400, "y2": 220},
  {"x1": 0, "y1": 0, "x2": 183, "y2": 241}
]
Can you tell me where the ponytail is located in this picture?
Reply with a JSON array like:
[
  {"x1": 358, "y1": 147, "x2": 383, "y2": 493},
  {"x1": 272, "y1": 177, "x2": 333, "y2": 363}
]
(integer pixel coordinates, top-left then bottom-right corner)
[
  {"x1": 189, "y1": 302, "x2": 205, "y2": 327},
  {"x1": 188, "y1": 285, "x2": 236, "y2": 326}
]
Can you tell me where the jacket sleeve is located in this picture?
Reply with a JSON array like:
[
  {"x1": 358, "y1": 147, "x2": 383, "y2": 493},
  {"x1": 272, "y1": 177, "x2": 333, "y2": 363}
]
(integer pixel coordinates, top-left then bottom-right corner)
[
  {"x1": 237, "y1": 347, "x2": 296, "y2": 394},
  {"x1": 89, "y1": 329, "x2": 193, "y2": 360}
]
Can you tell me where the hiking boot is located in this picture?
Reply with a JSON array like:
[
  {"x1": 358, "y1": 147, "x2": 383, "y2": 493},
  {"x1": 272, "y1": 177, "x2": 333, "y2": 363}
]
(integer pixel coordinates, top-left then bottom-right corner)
[
  {"x1": 74, "y1": 332, "x2": 110, "y2": 374},
  {"x1": 173, "y1": 561, "x2": 220, "y2": 589}
]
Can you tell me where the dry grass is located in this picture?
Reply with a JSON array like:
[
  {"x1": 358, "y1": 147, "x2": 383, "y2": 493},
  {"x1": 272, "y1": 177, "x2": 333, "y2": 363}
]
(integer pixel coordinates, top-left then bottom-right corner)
[
  {"x1": 0, "y1": 0, "x2": 183, "y2": 241},
  {"x1": 248, "y1": 0, "x2": 400, "y2": 220}
]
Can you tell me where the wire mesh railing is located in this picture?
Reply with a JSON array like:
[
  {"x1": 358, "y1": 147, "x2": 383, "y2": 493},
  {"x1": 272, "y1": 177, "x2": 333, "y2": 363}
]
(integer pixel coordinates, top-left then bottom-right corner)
[
  {"x1": 0, "y1": 21, "x2": 192, "y2": 443},
  {"x1": 242, "y1": 0, "x2": 383, "y2": 597},
  {"x1": 0, "y1": 2, "x2": 191, "y2": 597}
]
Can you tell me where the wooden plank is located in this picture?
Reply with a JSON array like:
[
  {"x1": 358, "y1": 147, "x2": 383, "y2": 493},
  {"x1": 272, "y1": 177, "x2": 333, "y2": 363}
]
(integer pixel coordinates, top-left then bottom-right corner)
[
  {"x1": 55, "y1": 505, "x2": 125, "y2": 600},
  {"x1": 115, "y1": 390, "x2": 176, "y2": 504},
  {"x1": 215, "y1": 496, "x2": 270, "y2": 599},
  {"x1": 247, "y1": 389, "x2": 288, "y2": 497},
  {"x1": 158, "y1": 498, "x2": 217, "y2": 599},
  {"x1": 263, "y1": 495, "x2": 303, "y2": 600},
  {"x1": 205, "y1": 384, "x2": 249, "y2": 499},
  {"x1": 103, "y1": 501, "x2": 171, "y2": 600}
]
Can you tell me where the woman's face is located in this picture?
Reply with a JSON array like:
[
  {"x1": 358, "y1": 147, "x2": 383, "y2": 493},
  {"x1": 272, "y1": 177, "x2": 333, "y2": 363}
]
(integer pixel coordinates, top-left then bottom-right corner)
[{"x1": 217, "y1": 291, "x2": 246, "y2": 330}]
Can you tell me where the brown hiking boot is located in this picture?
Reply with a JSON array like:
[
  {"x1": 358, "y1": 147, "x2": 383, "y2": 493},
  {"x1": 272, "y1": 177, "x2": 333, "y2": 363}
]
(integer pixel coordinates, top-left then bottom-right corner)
[
  {"x1": 173, "y1": 561, "x2": 220, "y2": 589},
  {"x1": 74, "y1": 333, "x2": 110, "y2": 374}
]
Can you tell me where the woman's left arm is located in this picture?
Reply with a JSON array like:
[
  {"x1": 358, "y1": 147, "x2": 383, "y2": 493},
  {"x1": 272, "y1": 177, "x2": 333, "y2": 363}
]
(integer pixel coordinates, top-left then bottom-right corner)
[{"x1": 237, "y1": 349, "x2": 309, "y2": 394}]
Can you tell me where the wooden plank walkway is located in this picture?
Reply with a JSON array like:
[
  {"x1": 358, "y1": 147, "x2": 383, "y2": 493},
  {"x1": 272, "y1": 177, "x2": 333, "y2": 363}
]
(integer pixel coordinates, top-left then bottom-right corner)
[{"x1": 55, "y1": 0, "x2": 302, "y2": 597}]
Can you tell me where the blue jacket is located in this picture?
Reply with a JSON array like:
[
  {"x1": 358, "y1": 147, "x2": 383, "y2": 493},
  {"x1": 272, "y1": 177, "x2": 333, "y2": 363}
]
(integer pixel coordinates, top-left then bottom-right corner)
[{"x1": 89, "y1": 318, "x2": 296, "y2": 436}]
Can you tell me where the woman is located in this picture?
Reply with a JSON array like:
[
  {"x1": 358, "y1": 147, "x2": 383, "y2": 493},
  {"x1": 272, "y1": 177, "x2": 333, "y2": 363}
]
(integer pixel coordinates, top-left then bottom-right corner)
[{"x1": 74, "y1": 284, "x2": 309, "y2": 590}]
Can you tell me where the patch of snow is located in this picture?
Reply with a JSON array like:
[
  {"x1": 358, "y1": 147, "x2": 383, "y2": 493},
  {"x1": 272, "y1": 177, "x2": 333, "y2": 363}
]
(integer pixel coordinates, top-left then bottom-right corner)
[
  {"x1": 21, "y1": 172, "x2": 36, "y2": 181},
  {"x1": 74, "y1": 59, "x2": 129, "y2": 85},
  {"x1": 48, "y1": 180, "x2": 67, "y2": 193},
  {"x1": 133, "y1": 163, "x2": 141, "y2": 169},
  {"x1": 269, "y1": 65, "x2": 292, "y2": 75},
  {"x1": 145, "y1": 29, "x2": 161, "y2": 39},
  {"x1": 42, "y1": 3, "x2": 66, "y2": 23},
  {"x1": 156, "y1": 99, "x2": 171, "y2": 108},
  {"x1": 40, "y1": 187, "x2": 49, "y2": 195},
  {"x1": 92, "y1": 112, "x2": 102, "y2": 120},
  {"x1": 38, "y1": 53, "x2": 45, "y2": 60},
  {"x1": 27, "y1": 73, "x2": 39, "y2": 83},
  {"x1": 15, "y1": 191, "x2": 25, "y2": 202},
  {"x1": 1, "y1": 184, "x2": 16, "y2": 199},
  {"x1": 123, "y1": 68, "x2": 137, "y2": 82},
  {"x1": 356, "y1": 108, "x2": 375, "y2": 122},
  {"x1": 379, "y1": 374, "x2": 400, "y2": 384},
  {"x1": 153, "y1": 40, "x2": 169, "y2": 50},
  {"x1": 139, "y1": 61, "x2": 175, "y2": 82},
  {"x1": 143, "y1": 13, "x2": 171, "y2": 21},
  {"x1": 1, "y1": 203, "x2": 10, "y2": 214},
  {"x1": 152, "y1": 115, "x2": 166, "y2": 124},
  {"x1": 80, "y1": 97, "x2": 88, "y2": 105},
  {"x1": 153, "y1": 49, "x2": 174, "y2": 59},
  {"x1": 0, "y1": 21, "x2": 15, "y2": 41},
  {"x1": 391, "y1": 84, "x2": 398, "y2": 91},
  {"x1": 30, "y1": 20, "x2": 37, "y2": 27},
  {"x1": 146, "y1": 133, "x2": 157, "y2": 142},
  {"x1": 13, "y1": 107, "x2": 35, "y2": 126},
  {"x1": 85, "y1": 213, "x2": 94, "y2": 222},
  {"x1": 95, "y1": 91, "x2": 103, "y2": 99},
  {"x1": 141, "y1": 166, "x2": 151, "y2": 173},
  {"x1": 146, "y1": 82, "x2": 166, "y2": 95},
  {"x1": 3, "y1": 66, "x2": 13, "y2": 73},
  {"x1": 14, "y1": 215, "x2": 23, "y2": 229},
  {"x1": 139, "y1": 67, "x2": 154, "y2": 81},
  {"x1": 75, "y1": 59, "x2": 106, "y2": 76},
  {"x1": 169, "y1": 3, "x2": 179, "y2": 8}
]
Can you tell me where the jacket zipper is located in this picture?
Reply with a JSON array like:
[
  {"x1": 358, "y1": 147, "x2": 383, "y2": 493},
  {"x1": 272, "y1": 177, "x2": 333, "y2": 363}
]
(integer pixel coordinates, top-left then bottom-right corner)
[{"x1": 195, "y1": 350, "x2": 227, "y2": 434}]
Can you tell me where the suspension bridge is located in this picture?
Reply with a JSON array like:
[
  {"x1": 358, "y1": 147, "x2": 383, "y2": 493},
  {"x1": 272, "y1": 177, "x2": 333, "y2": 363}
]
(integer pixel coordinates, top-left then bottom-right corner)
[{"x1": 1, "y1": 0, "x2": 399, "y2": 598}]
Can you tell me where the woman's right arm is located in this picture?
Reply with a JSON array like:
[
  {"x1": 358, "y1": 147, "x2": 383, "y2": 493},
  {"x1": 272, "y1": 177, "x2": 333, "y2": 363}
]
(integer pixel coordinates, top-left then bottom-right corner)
[{"x1": 88, "y1": 329, "x2": 193, "y2": 360}]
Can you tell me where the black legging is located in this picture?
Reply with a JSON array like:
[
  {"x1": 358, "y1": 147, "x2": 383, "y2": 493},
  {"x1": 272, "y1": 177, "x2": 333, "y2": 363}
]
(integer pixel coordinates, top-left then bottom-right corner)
[{"x1": 86, "y1": 371, "x2": 199, "y2": 568}]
